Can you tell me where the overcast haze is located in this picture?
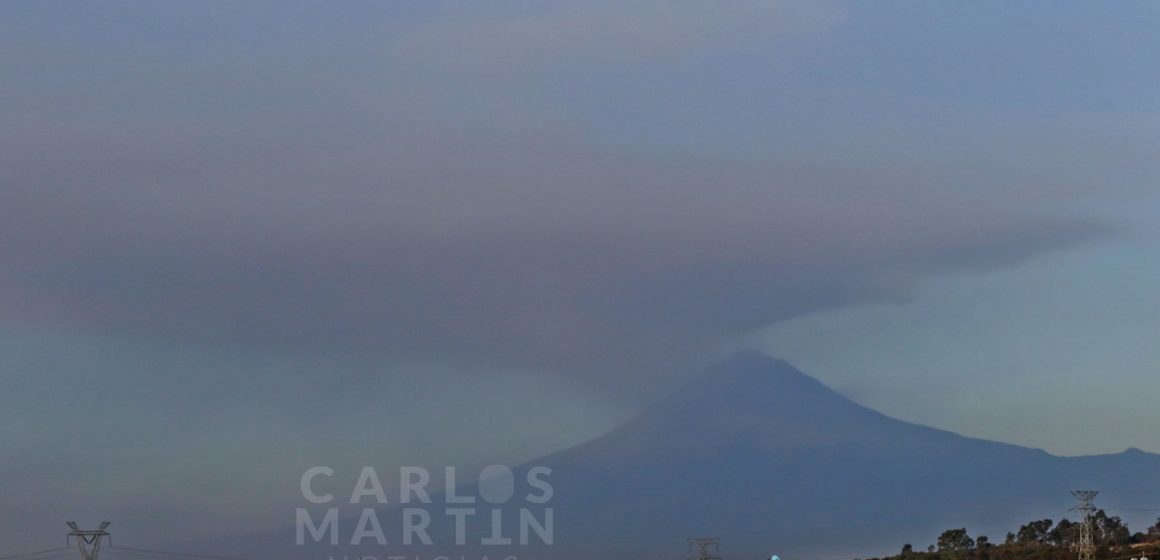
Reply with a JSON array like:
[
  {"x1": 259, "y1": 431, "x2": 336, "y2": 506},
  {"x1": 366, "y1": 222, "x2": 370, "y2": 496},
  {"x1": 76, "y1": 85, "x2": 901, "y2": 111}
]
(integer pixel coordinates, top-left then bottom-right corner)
[{"x1": 2, "y1": 0, "x2": 1158, "y2": 552}]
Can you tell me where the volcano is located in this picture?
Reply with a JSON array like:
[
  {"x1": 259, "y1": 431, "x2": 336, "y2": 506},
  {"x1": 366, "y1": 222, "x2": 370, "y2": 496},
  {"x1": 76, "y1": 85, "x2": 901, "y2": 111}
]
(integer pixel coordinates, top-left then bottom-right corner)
[
  {"x1": 259, "y1": 351, "x2": 1160, "y2": 560},
  {"x1": 520, "y1": 351, "x2": 1160, "y2": 559}
]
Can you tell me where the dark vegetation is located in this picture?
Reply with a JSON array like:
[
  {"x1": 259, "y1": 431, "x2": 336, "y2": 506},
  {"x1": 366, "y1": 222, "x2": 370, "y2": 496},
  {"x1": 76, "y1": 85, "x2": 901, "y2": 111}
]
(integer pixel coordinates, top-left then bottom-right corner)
[{"x1": 868, "y1": 513, "x2": 1160, "y2": 560}]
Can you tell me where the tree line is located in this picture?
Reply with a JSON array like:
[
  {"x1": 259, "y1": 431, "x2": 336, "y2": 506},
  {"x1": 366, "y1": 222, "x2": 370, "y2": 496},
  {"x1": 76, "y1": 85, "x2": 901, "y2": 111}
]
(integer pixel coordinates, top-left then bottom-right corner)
[{"x1": 865, "y1": 512, "x2": 1160, "y2": 560}]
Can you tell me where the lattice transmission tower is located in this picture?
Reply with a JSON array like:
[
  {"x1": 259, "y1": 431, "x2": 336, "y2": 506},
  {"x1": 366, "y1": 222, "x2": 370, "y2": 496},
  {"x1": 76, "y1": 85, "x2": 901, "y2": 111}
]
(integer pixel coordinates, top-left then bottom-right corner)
[
  {"x1": 1071, "y1": 491, "x2": 1099, "y2": 560},
  {"x1": 688, "y1": 537, "x2": 721, "y2": 560},
  {"x1": 67, "y1": 522, "x2": 111, "y2": 560}
]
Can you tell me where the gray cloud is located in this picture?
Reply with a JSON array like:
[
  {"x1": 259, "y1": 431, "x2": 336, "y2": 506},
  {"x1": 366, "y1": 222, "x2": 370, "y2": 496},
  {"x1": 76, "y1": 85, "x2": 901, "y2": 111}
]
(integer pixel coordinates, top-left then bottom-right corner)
[
  {"x1": 0, "y1": 116, "x2": 1127, "y2": 379},
  {"x1": 3, "y1": 0, "x2": 1152, "y2": 383},
  {"x1": 0, "y1": 1, "x2": 1154, "y2": 384},
  {"x1": 385, "y1": 0, "x2": 846, "y2": 70}
]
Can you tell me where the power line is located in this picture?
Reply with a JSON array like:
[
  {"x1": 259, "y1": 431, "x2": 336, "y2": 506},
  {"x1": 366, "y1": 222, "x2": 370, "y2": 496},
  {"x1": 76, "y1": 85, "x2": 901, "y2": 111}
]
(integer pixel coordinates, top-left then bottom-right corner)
[
  {"x1": 0, "y1": 548, "x2": 72, "y2": 560},
  {"x1": 107, "y1": 547, "x2": 250, "y2": 560}
]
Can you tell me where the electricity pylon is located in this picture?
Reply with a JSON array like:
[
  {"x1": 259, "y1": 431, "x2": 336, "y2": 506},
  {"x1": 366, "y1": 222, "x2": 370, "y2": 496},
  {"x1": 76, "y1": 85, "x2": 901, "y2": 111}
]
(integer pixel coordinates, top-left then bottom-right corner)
[
  {"x1": 1071, "y1": 491, "x2": 1098, "y2": 560},
  {"x1": 67, "y1": 522, "x2": 111, "y2": 560},
  {"x1": 688, "y1": 537, "x2": 721, "y2": 560}
]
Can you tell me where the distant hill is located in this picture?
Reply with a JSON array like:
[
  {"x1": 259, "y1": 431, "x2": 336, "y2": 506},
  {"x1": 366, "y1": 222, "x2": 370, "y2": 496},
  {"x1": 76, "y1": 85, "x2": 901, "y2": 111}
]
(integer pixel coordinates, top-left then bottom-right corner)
[
  {"x1": 250, "y1": 351, "x2": 1160, "y2": 560},
  {"x1": 513, "y1": 351, "x2": 1160, "y2": 559}
]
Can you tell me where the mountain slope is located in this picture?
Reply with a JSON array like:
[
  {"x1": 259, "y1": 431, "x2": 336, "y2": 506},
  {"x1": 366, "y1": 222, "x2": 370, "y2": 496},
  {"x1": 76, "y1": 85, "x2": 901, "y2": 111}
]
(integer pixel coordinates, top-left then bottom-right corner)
[
  {"x1": 248, "y1": 351, "x2": 1160, "y2": 560},
  {"x1": 527, "y1": 351, "x2": 1160, "y2": 559}
]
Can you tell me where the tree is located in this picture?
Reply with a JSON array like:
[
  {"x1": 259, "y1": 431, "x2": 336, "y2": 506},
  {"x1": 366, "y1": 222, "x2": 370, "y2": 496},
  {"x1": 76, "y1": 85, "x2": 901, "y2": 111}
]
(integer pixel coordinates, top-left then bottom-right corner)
[
  {"x1": 1092, "y1": 510, "x2": 1131, "y2": 546},
  {"x1": 1147, "y1": 518, "x2": 1160, "y2": 542},
  {"x1": 1016, "y1": 519, "x2": 1054, "y2": 545},
  {"x1": 1049, "y1": 519, "x2": 1076, "y2": 548},
  {"x1": 974, "y1": 536, "x2": 991, "y2": 560},
  {"x1": 938, "y1": 528, "x2": 976, "y2": 554},
  {"x1": 902, "y1": 544, "x2": 914, "y2": 555}
]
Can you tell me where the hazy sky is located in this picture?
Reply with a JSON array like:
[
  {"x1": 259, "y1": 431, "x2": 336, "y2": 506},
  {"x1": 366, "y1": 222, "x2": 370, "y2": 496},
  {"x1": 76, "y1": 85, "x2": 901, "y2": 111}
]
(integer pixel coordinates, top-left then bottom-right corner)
[{"x1": 1, "y1": 0, "x2": 1158, "y2": 551}]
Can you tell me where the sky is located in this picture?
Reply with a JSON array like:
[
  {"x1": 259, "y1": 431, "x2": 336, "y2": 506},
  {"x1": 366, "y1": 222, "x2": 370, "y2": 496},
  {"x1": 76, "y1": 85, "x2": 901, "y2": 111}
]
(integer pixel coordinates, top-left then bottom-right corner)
[{"x1": 1, "y1": 0, "x2": 1158, "y2": 552}]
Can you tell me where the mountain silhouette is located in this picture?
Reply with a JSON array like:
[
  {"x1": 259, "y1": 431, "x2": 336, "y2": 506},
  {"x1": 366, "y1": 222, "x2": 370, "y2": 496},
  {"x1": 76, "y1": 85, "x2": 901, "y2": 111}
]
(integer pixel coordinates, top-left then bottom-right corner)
[
  {"x1": 250, "y1": 351, "x2": 1160, "y2": 560},
  {"x1": 522, "y1": 351, "x2": 1160, "y2": 559}
]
